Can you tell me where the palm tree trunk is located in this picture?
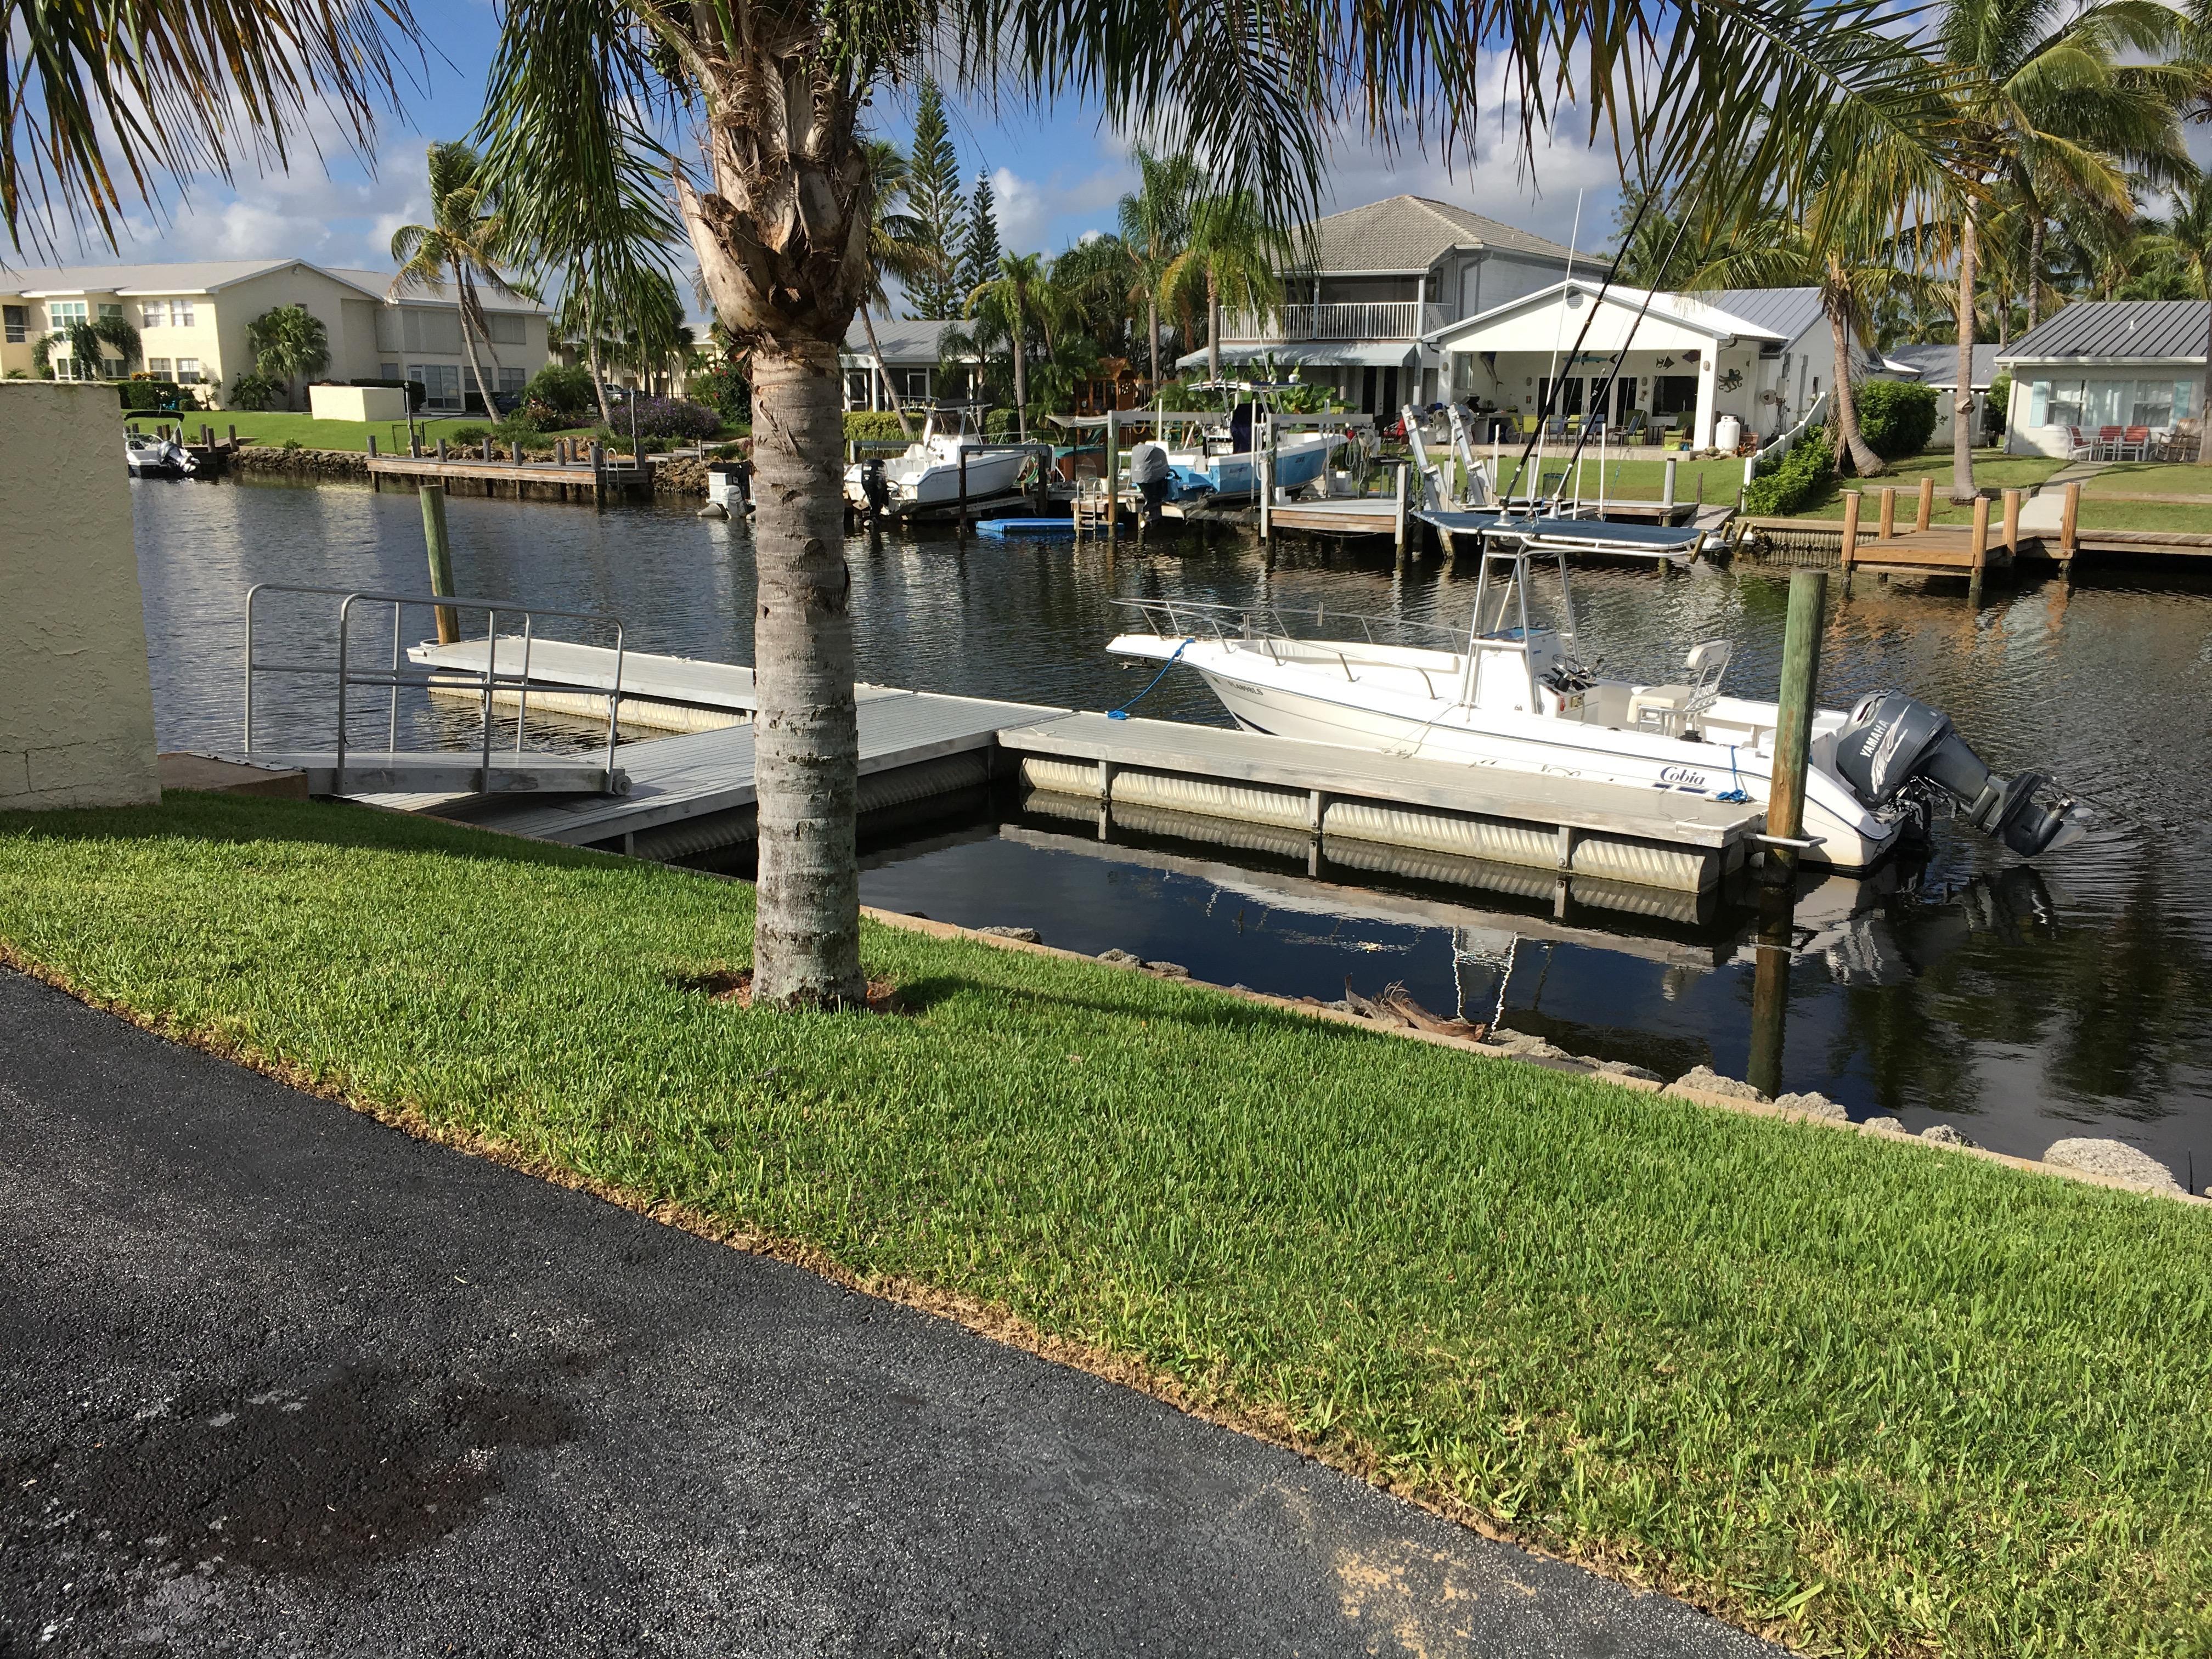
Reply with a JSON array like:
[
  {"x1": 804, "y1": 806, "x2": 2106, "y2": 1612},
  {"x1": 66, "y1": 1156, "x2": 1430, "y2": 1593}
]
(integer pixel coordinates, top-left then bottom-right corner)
[
  {"x1": 860, "y1": 303, "x2": 913, "y2": 438},
  {"x1": 1951, "y1": 216, "x2": 1978, "y2": 503},
  {"x1": 1010, "y1": 311, "x2": 1028, "y2": 442},
  {"x1": 1206, "y1": 274, "x2": 1221, "y2": 381},
  {"x1": 1827, "y1": 298, "x2": 1884, "y2": 476},
  {"x1": 453, "y1": 262, "x2": 499, "y2": 417},
  {"x1": 1147, "y1": 297, "x2": 1160, "y2": 386},
  {"x1": 2026, "y1": 211, "x2": 2045, "y2": 331},
  {"x1": 748, "y1": 341, "x2": 865, "y2": 1006},
  {"x1": 2198, "y1": 286, "x2": 2212, "y2": 469},
  {"x1": 586, "y1": 335, "x2": 616, "y2": 427}
]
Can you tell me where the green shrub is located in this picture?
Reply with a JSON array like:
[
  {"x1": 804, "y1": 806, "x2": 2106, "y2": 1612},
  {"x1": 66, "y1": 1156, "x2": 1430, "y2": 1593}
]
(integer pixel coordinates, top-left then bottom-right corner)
[
  {"x1": 687, "y1": 359, "x2": 751, "y2": 424},
  {"x1": 1983, "y1": 373, "x2": 2011, "y2": 445},
  {"x1": 523, "y1": 363, "x2": 598, "y2": 419},
  {"x1": 984, "y1": 408, "x2": 1020, "y2": 439},
  {"x1": 116, "y1": 380, "x2": 183, "y2": 412},
  {"x1": 843, "y1": 409, "x2": 907, "y2": 443},
  {"x1": 1855, "y1": 379, "x2": 1939, "y2": 460},
  {"x1": 1743, "y1": 425, "x2": 1834, "y2": 515},
  {"x1": 444, "y1": 424, "x2": 493, "y2": 447},
  {"x1": 227, "y1": 373, "x2": 281, "y2": 412},
  {"x1": 279, "y1": 437, "x2": 305, "y2": 453}
]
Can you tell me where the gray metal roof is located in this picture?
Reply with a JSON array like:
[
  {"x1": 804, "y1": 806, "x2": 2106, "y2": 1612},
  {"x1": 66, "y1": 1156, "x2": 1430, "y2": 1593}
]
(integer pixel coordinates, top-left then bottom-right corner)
[
  {"x1": 1295, "y1": 196, "x2": 1585, "y2": 274},
  {"x1": 1884, "y1": 343, "x2": 2000, "y2": 390},
  {"x1": 2000, "y1": 300, "x2": 2212, "y2": 363},
  {"x1": 0, "y1": 257, "x2": 363, "y2": 296},
  {"x1": 843, "y1": 317, "x2": 966, "y2": 363},
  {"x1": 1702, "y1": 288, "x2": 1824, "y2": 345}
]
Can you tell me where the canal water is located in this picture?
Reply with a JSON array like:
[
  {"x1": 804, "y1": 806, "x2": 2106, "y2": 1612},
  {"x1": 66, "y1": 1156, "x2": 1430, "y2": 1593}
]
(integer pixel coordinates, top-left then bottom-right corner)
[{"x1": 133, "y1": 475, "x2": 2212, "y2": 1184}]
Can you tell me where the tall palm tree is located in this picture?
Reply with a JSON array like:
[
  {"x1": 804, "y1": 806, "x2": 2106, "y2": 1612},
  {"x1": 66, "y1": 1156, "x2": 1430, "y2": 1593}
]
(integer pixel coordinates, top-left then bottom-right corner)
[
  {"x1": 1931, "y1": 0, "x2": 2194, "y2": 498},
  {"x1": 1117, "y1": 148, "x2": 1200, "y2": 385},
  {"x1": 1163, "y1": 189, "x2": 1286, "y2": 383},
  {"x1": 245, "y1": 304, "x2": 331, "y2": 408},
  {"x1": 859, "y1": 139, "x2": 936, "y2": 438},
  {"x1": 473, "y1": 0, "x2": 1955, "y2": 1010},
  {"x1": 390, "y1": 142, "x2": 533, "y2": 416},
  {"x1": 31, "y1": 312, "x2": 139, "y2": 381},
  {"x1": 967, "y1": 252, "x2": 1047, "y2": 439}
]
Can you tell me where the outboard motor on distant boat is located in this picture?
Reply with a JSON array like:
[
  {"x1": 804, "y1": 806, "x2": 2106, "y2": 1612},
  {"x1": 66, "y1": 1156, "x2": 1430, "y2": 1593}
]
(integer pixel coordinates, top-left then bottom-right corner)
[
  {"x1": 1833, "y1": 690, "x2": 2087, "y2": 857},
  {"x1": 860, "y1": 458, "x2": 891, "y2": 518}
]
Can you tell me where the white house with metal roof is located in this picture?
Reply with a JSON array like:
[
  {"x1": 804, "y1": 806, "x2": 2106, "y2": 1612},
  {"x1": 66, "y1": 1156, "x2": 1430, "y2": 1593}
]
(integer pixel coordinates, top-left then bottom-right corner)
[
  {"x1": 1173, "y1": 195, "x2": 1589, "y2": 415},
  {"x1": 1995, "y1": 301, "x2": 2211, "y2": 456},
  {"x1": 1425, "y1": 280, "x2": 1882, "y2": 449},
  {"x1": 0, "y1": 257, "x2": 552, "y2": 410},
  {"x1": 839, "y1": 317, "x2": 978, "y2": 411}
]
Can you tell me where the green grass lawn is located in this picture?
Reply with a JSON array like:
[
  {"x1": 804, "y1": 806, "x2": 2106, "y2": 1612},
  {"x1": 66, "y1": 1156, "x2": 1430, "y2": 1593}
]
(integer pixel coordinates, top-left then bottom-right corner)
[
  {"x1": 2076, "y1": 460, "x2": 2212, "y2": 498},
  {"x1": 1488, "y1": 452, "x2": 1750, "y2": 505},
  {"x1": 4, "y1": 791, "x2": 2210, "y2": 1657},
  {"x1": 2076, "y1": 498, "x2": 2212, "y2": 533},
  {"x1": 1780, "y1": 451, "x2": 2069, "y2": 524}
]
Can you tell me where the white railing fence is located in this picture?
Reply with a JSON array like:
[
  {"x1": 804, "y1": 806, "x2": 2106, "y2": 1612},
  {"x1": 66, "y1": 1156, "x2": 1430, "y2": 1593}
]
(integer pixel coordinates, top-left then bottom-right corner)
[{"x1": 1223, "y1": 302, "x2": 1452, "y2": 343}]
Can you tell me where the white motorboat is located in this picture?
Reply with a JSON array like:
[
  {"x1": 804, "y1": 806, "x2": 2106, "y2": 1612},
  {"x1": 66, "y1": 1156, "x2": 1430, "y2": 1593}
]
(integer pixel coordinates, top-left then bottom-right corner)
[
  {"x1": 842, "y1": 406, "x2": 1028, "y2": 513},
  {"x1": 1106, "y1": 524, "x2": 2086, "y2": 872},
  {"x1": 126, "y1": 433, "x2": 196, "y2": 479},
  {"x1": 1159, "y1": 392, "x2": 1346, "y2": 500}
]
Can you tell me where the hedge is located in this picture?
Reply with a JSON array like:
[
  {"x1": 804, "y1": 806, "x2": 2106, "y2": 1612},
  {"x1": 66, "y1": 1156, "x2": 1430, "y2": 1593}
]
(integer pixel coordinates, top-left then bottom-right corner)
[
  {"x1": 1854, "y1": 379, "x2": 1938, "y2": 460},
  {"x1": 1743, "y1": 425, "x2": 1833, "y2": 515}
]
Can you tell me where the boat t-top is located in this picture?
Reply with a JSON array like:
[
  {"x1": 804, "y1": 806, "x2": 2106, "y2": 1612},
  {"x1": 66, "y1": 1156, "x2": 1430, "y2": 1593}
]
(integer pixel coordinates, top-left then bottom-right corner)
[
  {"x1": 842, "y1": 402, "x2": 1030, "y2": 515},
  {"x1": 1106, "y1": 522, "x2": 2086, "y2": 871}
]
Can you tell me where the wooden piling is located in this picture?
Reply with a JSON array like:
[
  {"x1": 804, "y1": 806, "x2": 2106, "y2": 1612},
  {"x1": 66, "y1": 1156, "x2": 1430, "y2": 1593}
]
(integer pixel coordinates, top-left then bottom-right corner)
[
  {"x1": 366, "y1": 435, "x2": 377, "y2": 458},
  {"x1": 2059, "y1": 479, "x2": 2080, "y2": 573},
  {"x1": 1839, "y1": 490, "x2": 1861, "y2": 574},
  {"x1": 590, "y1": 442, "x2": 605, "y2": 509},
  {"x1": 1877, "y1": 486, "x2": 1896, "y2": 540},
  {"x1": 419, "y1": 484, "x2": 459, "y2": 646},
  {"x1": 956, "y1": 448, "x2": 969, "y2": 538},
  {"x1": 1392, "y1": 462, "x2": 1408, "y2": 558},
  {"x1": 1968, "y1": 494, "x2": 1990, "y2": 606},
  {"x1": 1915, "y1": 476, "x2": 1934, "y2": 531},
  {"x1": 1259, "y1": 448, "x2": 1273, "y2": 542},
  {"x1": 436, "y1": 438, "x2": 448, "y2": 463},
  {"x1": 1763, "y1": 568, "x2": 1828, "y2": 884},
  {"x1": 2001, "y1": 488, "x2": 2021, "y2": 558}
]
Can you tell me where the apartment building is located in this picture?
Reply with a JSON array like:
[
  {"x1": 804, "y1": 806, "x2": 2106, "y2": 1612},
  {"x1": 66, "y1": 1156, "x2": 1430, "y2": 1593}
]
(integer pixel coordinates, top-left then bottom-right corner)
[{"x1": 0, "y1": 258, "x2": 553, "y2": 410}]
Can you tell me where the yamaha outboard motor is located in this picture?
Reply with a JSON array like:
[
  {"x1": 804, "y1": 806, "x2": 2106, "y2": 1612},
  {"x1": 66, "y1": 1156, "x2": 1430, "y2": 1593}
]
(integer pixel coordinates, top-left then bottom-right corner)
[
  {"x1": 1833, "y1": 690, "x2": 2086, "y2": 857},
  {"x1": 860, "y1": 458, "x2": 891, "y2": 518}
]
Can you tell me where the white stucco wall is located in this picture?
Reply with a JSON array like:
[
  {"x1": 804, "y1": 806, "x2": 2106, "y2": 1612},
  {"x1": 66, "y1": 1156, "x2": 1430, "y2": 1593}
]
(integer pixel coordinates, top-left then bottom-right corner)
[{"x1": 0, "y1": 383, "x2": 160, "y2": 808}]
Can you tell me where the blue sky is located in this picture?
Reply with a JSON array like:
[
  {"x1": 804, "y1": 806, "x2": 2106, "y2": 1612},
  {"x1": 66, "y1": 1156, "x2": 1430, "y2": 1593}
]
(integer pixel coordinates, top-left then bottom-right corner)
[{"x1": 104, "y1": 16, "x2": 1626, "y2": 286}]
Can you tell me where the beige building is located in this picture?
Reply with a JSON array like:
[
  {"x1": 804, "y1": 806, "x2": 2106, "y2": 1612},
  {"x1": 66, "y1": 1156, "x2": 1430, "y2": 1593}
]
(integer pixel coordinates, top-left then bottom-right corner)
[{"x1": 0, "y1": 258, "x2": 554, "y2": 412}]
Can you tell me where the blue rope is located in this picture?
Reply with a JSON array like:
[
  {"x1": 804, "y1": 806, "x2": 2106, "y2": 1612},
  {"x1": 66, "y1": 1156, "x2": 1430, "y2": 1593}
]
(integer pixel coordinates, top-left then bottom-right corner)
[
  {"x1": 1108, "y1": 636, "x2": 1195, "y2": 720},
  {"x1": 1716, "y1": 744, "x2": 1752, "y2": 803}
]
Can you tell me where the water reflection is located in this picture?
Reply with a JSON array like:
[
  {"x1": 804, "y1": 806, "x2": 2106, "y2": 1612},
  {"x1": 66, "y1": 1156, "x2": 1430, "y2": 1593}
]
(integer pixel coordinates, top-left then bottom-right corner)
[{"x1": 129, "y1": 475, "x2": 2212, "y2": 1182}]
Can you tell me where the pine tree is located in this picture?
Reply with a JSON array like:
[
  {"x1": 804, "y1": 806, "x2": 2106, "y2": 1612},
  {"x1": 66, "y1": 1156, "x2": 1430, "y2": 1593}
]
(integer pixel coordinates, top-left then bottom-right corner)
[
  {"x1": 961, "y1": 170, "x2": 1002, "y2": 300},
  {"x1": 903, "y1": 79, "x2": 967, "y2": 319}
]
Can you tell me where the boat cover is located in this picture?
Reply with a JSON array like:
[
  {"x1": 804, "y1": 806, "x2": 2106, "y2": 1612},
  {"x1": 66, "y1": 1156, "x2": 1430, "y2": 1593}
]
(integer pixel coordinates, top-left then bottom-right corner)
[
  {"x1": 974, "y1": 518, "x2": 1077, "y2": 538},
  {"x1": 1416, "y1": 510, "x2": 1705, "y2": 556}
]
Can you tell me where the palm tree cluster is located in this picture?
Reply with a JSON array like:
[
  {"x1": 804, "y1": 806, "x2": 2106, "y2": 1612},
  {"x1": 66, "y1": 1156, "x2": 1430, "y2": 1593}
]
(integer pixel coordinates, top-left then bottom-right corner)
[{"x1": 1632, "y1": 0, "x2": 2211, "y2": 488}]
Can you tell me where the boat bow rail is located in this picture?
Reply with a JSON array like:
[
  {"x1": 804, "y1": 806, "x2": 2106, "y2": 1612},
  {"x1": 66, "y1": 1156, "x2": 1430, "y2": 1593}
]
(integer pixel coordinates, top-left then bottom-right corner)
[
  {"x1": 1110, "y1": 596, "x2": 1465, "y2": 654},
  {"x1": 239, "y1": 583, "x2": 632, "y2": 798}
]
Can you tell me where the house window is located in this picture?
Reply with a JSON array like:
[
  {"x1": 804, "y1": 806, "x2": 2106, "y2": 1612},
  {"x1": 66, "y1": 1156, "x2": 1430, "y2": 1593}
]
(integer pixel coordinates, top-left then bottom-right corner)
[
  {"x1": 47, "y1": 301, "x2": 87, "y2": 326},
  {"x1": 486, "y1": 312, "x2": 526, "y2": 346},
  {"x1": 174, "y1": 358, "x2": 201, "y2": 383},
  {"x1": 903, "y1": 370, "x2": 929, "y2": 400},
  {"x1": 380, "y1": 362, "x2": 400, "y2": 381},
  {"x1": 408, "y1": 363, "x2": 463, "y2": 410},
  {"x1": 146, "y1": 358, "x2": 172, "y2": 376},
  {"x1": 100, "y1": 358, "x2": 125, "y2": 379},
  {"x1": 140, "y1": 302, "x2": 165, "y2": 329},
  {"x1": 845, "y1": 370, "x2": 872, "y2": 408},
  {"x1": 1650, "y1": 375, "x2": 1700, "y2": 417},
  {"x1": 3, "y1": 305, "x2": 24, "y2": 343},
  {"x1": 499, "y1": 366, "x2": 527, "y2": 394},
  {"x1": 2130, "y1": 379, "x2": 2194, "y2": 427},
  {"x1": 170, "y1": 300, "x2": 195, "y2": 326},
  {"x1": 98, "y1": 302, "x2": 122, "y2": 321}
]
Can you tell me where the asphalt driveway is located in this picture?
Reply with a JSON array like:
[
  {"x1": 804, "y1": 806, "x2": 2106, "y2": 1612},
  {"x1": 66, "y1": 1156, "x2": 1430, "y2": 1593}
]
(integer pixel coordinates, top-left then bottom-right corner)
[{"x1": 0, "y1": 968, "x2": 1777, "y2": 1658}]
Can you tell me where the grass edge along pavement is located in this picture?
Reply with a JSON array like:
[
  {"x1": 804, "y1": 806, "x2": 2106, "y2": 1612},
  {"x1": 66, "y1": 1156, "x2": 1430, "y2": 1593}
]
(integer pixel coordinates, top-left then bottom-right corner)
[{"x1": 4, "y1": 793, "x2": 2210, "y2": 1658}]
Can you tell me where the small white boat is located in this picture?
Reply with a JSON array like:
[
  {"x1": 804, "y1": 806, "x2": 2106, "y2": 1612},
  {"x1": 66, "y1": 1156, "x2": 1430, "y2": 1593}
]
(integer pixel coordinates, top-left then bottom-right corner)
[
  {"x1": 1160, "y1": 392, "x2": 1344, "y2": 500},
  {"x1": 126, "y1": 433, "x2": 196, "y2": 479},
  {"x1": 1107, "y1": 523, "x2": 2086, "y2": 871},
  {"x1": 842, "y1": 407, "x2": 1029, "y2": 513}
]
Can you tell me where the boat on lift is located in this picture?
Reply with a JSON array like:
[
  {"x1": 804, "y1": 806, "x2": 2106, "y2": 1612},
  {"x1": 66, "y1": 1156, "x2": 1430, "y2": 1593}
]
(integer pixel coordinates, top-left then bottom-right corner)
[
  {"x1": 1159, "y1": 382, "x2": 1347, "y2": 500},
  {"x1": 126, "y1": 432, "x2": 196, "y2": 479},
  {"x1": 1105, "y1": 518, "x2": 2087, "y2": 871},
  {"x1": 841, "y1": 403, "x2": 1029, "y2": 514}
]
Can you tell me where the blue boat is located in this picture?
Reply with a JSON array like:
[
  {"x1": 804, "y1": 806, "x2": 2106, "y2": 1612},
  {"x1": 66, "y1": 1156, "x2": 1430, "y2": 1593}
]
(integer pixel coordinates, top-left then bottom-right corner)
[{"x1": 974, "y1": 517, "x2": 1077, "y2": 539}]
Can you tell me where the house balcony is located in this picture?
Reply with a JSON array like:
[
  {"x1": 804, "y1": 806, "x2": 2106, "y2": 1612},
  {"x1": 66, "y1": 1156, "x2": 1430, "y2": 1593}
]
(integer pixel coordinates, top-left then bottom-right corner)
[{"x1": 1222, "y1": 302, "x2": 1451, "y2": 343}]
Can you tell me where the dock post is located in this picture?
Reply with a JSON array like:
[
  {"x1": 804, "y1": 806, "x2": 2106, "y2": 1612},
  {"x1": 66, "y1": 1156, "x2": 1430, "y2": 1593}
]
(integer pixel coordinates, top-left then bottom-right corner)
[
  {"x1": 1259, "y1": 448, "x2": 1273, "y2": 542},
  {"x1": 1968, "y1": 494, "x2": 1990, "y2": 606},
  {"x1": 1877, "y1": 486, "x2": 1895, "y2": 540},
  {"x1": 1838, "y1": 490, "x2": 1861, "y2": 589},
  {"x1": 1105, "y1": 409, "x2": 1119, "y2": 540},
  {"x1": 482, "y1": 437, "x2": 493, "y2": 462},
  {"x1": 1763, "y1": 568, "x2": 1829, "y2": 885},
  {"x1": 1662, "y1": 455, "x2": 1677, "y2": 509},
  {"x1": 956, "y1": 448, "x2": 969, "y2": 539},
  {"x1": 1915, "y1": 476, "x2": 1934, "y2": 532},
  {"x1": 2059, "y1": 479, "x2": 2080, "y2": 577},
  {"x1": 1392, "y1": 462, "x2": 1408, "y2": 558},
  {"x1": 367, "y1": 434, "x2": 377, "y2": 457},
  {"x1": 436, "y1": 438, "x2": 448, "y2": 463},
  {"x1": 2001, "y1": 487, "x2": 2020, "y2": 560},
  {"x1": 1746, "y1": 881, "x2": 1795, "y2": 1098},
  {"x1": 227, "y1": 424, "x2": 237, "y2": 446},
  {"x1": 419, "y1": 483, "x2": 460, "y2": 646},
  {"x1": 591, "y1": 441, "x2": 606, "y2": 509}
]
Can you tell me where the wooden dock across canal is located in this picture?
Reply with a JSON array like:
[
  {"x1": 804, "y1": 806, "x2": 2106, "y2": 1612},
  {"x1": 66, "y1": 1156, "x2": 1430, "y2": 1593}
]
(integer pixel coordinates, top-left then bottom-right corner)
[
  {"x1": 366, "y1": 451, "x2": 654, "y2": 503},
  {"x1": 380, "y1": 640, "x2": 1762, "y2": 894}
]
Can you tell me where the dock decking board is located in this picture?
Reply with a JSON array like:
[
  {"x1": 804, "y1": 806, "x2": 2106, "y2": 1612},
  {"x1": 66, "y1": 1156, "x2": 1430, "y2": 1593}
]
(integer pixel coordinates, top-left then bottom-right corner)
[{"x1": 409, "y1": 638, "x2": 910, "y2": 715}]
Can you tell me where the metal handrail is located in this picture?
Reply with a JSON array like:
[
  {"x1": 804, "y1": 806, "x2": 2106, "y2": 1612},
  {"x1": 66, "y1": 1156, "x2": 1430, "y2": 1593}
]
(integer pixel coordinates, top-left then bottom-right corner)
[
  {"x1": 1111, "y1": 595, "x2": 1466, "y2": 651},
  {"x1": 244, "y1": 583, "x2": 627, "y2": 789}
]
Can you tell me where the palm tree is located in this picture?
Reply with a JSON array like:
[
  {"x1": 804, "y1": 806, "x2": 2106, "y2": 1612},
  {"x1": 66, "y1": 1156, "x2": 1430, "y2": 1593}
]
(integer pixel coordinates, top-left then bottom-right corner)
[
  {"x1": 390, "y1": 142, "x2": 534, "y2": 416},
  {"x1": 967, "y1": 252, "x2": 1047, "y2": 440},
  {"x1": 1163, "y1": 189, "x2": 1285, "y2": 383},
  {"x1": 859, "y1": 139, "x2": 938, "y2": 438},
  {"x1": 1931, "y1": 0, "x2": 2194, "y2": 499},
  {"x1": 471, "y1": 0, "x2": 1954, "y2": 1011},
  {"x1": 244, "y1": 304, "x2": 330, "y2": 408},
  {"x1": 31, "y1": 312, "x2": 139, "y2": 381},
  {"x1": 1117, "y1": 148, "x2": 1200, "y2": 385}
]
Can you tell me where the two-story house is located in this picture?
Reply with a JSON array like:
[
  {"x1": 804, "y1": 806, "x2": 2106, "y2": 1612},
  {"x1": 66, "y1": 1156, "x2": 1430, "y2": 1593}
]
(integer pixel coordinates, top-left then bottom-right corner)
[
  {"x1": 1174, "y1": 195, "x2": 1588, "y2": 412},
  {"x1": 0, "y1": 258, "x2": 554, "y2": 411}
]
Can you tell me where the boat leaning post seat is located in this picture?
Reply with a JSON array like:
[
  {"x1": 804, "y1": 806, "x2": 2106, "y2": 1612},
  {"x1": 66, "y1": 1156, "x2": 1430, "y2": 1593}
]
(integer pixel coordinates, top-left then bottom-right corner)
[{"x1": 1626, "y1": 641, "x2": 1733, "y2": 739}]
